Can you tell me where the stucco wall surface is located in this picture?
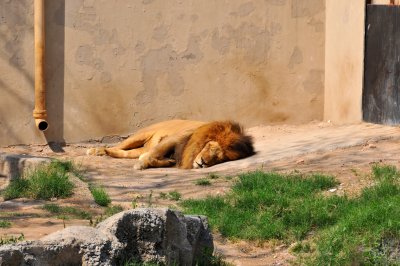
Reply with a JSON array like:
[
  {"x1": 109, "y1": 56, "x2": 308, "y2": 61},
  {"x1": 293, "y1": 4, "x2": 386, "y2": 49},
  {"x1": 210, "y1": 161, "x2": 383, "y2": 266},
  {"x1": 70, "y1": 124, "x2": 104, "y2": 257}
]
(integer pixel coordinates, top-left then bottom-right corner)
[
  {"x1": 324, "y1": 0, "x2": 365, "y2": 123},
  {"x1": 0, "y1": 0, "x2": 325, "y2": 146}
]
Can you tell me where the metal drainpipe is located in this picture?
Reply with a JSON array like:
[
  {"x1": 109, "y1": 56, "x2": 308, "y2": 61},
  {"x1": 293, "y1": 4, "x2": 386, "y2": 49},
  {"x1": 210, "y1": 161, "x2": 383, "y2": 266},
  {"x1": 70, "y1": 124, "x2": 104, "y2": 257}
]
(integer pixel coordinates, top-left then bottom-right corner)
[{"x1": 33, "y1": 0, "x2": 48, "y2": 131}]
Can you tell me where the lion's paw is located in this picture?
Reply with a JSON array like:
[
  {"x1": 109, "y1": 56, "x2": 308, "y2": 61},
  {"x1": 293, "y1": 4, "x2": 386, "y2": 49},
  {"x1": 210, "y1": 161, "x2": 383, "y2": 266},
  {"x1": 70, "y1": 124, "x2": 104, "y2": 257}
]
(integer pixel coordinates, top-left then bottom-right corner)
[
  {"x1": 86, "y1": 147, "x2": 107, "y2": 156},
  {"x1": 134, "y1": 160, "x2": 146, "y2": 170}
]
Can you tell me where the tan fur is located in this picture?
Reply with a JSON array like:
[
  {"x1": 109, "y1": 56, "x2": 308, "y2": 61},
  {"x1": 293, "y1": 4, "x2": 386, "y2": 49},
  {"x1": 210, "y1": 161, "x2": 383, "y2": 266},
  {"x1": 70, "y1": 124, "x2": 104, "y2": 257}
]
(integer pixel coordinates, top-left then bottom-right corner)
[{"x1": 87, "y1": 120, "x2": 254, "y2": 170}]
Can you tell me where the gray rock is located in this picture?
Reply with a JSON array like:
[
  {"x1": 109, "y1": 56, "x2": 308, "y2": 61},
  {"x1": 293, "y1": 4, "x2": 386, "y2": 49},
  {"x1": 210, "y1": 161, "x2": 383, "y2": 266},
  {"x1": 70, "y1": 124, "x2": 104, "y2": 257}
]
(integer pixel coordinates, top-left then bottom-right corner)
[
  {"x1": 0, "y1": 226, "x2": 122, "y2": 266},
  {"x1": 97, "y1": 208, "x2": 214, "y2": 265},
  {"x1": 184, "y1": 215, "x2": 214, "y2": 265},
  {"x1": 0, "y1": 208, "x2": 214, "y2": 266}
]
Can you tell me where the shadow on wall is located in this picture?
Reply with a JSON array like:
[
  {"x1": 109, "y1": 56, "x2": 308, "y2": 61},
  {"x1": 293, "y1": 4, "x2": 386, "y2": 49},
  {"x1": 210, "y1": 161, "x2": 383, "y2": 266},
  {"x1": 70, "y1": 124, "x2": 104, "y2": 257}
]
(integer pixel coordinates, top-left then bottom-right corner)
[
  {"x1": 0, "y1": 1, "x2": 35, "y2": 145},
  {"x1": 44, "y1": 0, "x2": 65, "y2": 152}
]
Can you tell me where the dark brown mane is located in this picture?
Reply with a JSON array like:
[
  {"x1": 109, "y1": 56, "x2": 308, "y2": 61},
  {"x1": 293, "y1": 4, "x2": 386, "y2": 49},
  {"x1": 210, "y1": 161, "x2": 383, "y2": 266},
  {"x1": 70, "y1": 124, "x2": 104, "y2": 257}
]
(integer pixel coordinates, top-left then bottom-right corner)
[{"x1": 175, "y1": 121, "x2": 255, "y2": 169}]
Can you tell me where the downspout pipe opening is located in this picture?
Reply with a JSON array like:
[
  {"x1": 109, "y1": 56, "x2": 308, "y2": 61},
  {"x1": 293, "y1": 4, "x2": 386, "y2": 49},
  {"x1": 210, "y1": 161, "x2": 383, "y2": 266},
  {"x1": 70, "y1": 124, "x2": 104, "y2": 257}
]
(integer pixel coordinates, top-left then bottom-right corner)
[
  {"x1": 35, "y1": 119, "x2": 48, "y2": 131},
  {"x1": 33, "y1": 109, "x2": 48, "y2": 131}
]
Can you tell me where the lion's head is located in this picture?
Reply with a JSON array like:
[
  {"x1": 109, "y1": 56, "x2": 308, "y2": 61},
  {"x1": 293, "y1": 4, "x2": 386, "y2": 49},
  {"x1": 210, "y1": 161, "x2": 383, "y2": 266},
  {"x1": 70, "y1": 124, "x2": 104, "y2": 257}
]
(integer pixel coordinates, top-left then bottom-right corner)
[{"x1": 176, "y1": 121, "x2": 255, "y2": 169}]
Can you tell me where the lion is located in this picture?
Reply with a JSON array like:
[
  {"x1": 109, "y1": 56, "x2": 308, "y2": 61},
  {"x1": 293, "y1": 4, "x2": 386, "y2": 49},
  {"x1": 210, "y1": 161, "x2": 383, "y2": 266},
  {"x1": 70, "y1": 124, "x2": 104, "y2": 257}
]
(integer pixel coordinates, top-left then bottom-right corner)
[{"x1": 87, "y1": 120, "x2": 255, "y2": 170}]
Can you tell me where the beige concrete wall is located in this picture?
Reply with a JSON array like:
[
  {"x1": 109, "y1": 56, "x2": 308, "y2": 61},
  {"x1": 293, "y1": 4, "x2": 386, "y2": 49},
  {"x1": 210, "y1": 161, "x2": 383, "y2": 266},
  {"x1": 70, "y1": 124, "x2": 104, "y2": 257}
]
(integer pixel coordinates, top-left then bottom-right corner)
[
  {"x1": 324, "y1": 0, "x2": 366, "y2": 123},
  {"x1": 0, "y1": 0, "x2": 325, "y2": 146}
]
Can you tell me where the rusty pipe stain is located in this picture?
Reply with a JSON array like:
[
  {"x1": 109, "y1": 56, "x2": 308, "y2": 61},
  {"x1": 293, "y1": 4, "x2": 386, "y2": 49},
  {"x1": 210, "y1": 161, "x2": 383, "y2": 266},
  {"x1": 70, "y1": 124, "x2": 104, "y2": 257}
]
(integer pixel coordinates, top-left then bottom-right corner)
[{"x1": 33, "y1": 0, "x2": 48, "y2": 131}]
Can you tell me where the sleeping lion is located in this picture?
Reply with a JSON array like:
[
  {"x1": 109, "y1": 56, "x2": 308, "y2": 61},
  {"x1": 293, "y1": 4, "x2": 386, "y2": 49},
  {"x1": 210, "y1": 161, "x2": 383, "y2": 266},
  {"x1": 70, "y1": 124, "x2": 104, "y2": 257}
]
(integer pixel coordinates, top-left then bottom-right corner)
[{"x1": 87, "y1": 120, "x2": 254, "y2": 169}]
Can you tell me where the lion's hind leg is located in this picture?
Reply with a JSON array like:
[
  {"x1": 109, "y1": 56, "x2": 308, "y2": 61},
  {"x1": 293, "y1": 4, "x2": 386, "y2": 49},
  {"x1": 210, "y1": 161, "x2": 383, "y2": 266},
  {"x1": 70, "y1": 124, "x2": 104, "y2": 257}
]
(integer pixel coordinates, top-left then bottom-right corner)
[
  {"x1": 104, "y1": 147, "x2": 147, "y2": 159},
  {"x1": 87, "y1": 130, "x2": 152, "y2": 158}
]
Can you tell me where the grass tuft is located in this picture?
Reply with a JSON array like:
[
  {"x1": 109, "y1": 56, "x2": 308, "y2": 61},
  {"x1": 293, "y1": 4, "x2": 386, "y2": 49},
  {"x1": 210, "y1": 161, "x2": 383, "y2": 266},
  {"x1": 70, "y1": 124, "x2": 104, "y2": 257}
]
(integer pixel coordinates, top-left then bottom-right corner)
[
  {"x1": 372, "y1": 164, "x2": 399, "y2": 181},
  {"x1": 195, "y1": 178, "x2": 212, "y2": 186},
  {"x1": 42, "y1": 203, "x2": 92, "y2": 220},
  {"x1": 168, "y1": 191, "x2": 182, "y2": 201},
  {"x1": 0, "y1": 234, "x2": 24, "y2": 246},
  {"x1": 105, "y1": 205, "x2": 124, "y2": 217},
  {"x1": 0, "y1": 220, "x2": 11, "y2": 228},
  {"x1": 3, "y1": 160, "x2": 76, "y2": 200},
  {"x1": 90, "y1": 186, "x2": 111, "y2": 207},
  {"x1": 2, "y1": 178, "x2": 30, "y2": 200},
  {"x1": 208, "y1": 173, "x2": 220, "y2": 179}
]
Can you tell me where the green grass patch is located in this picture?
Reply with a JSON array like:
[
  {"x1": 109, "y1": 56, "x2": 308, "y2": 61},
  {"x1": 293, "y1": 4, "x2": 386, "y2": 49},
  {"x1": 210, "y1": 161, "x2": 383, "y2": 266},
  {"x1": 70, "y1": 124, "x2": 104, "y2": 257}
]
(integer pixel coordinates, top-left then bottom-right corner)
[
  {"x1": 195, "y1": 178, "x2": 212, "y2": 186},
  {"x1": 183, "y1": 171, "x2": 340, "y2": 242},
  {"x1": 0, "y1": 220, "x2": 11, "y2": 228},
  {"x1": 311, "y1": 165, "x2": 400, "y2": 265},
  {"x1": 168, "y1": 191, "x2": 182, "y2": 201},
  {"x1": 2, "y1": 178, "x2": 30, "y2": 200},
  {"x1": 182, "y1": 167, "x2": 400, "y2": 265},
  {"x1": 42, "y1": 203, "x2": 92, "y2": 220},
  {"x1": 90, "y1": 186, "x2": 111, "y2": 207},
  {"x1": 2, "y1": 160, "x2": 76, "y2": 200}
]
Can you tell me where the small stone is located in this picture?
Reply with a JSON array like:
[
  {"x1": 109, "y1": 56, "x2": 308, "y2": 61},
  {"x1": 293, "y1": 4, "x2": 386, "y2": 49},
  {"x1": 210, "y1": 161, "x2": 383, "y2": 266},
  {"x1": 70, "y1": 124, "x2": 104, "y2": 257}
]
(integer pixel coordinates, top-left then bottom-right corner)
[
  {"x1": 329, "y1": 188, "x2": 337, "y2": 193},
  {"x1": 368, "y1": 143, "x2": 377, "y2": 149},
  {"x1": 296, "y1": 159, "x2": 305, "y2": 164}
]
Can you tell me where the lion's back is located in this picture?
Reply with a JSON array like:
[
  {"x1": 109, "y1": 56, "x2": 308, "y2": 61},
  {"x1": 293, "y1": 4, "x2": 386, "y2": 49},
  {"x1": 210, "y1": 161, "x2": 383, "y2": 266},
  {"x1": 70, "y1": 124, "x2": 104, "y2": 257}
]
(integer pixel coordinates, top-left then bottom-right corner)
[{"x1": 134, "y1": 120, "x2": 203, "y2": 134}]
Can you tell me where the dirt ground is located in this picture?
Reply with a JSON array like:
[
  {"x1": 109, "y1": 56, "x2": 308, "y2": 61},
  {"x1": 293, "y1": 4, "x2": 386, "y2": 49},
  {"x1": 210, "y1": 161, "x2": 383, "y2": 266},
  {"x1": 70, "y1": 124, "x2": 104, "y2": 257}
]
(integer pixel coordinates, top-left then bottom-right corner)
[{"x1": 1, "y1": 122, "x2": 400, "y2": 266}]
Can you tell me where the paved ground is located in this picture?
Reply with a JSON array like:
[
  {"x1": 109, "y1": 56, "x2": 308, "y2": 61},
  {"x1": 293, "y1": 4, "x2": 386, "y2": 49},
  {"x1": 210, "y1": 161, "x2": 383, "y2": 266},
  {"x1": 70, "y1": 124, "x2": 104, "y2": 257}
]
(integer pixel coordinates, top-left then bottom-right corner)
[{"x1": 1, "y1": 122, "x2": 400, "y2": 265}]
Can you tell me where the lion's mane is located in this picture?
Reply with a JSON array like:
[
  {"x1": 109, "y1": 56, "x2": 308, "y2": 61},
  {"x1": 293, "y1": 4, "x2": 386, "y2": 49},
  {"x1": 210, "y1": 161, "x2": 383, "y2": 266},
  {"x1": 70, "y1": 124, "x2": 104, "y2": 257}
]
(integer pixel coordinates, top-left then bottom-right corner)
[{"x1": 175, "y1": 121, "x2": 255, "y2": 169}]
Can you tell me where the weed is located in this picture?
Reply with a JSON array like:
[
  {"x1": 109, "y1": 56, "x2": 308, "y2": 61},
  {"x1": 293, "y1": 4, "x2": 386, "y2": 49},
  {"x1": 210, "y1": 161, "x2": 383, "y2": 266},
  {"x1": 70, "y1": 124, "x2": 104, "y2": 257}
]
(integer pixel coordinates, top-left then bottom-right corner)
[
  {"x1": 0, "y1": 212, "x2": 32, "y2": 218},
  {"x1": 147, "y1": 190, "x2": 153, "y2": 207},
  {"x1": 195, "y1": 178, "x2": 211, "y2": 186},
  {"x1": 0, "y1": 234, "x2": 24, "y2": 246},
  {"x1": 208, "y1": 173, "x2": 220, "y2": 179},
  {"x1": 131, "y1": 199, "x2": 138, "y2": 209},
  {"x1": 159, "y1": 192, "x2": 167, "y2": 199},
  {"x1": 224, "y1": 175, "x2": 234, "y2": 180},
  {"x1": 123, "y1": 260, "x2": 163, "y2": 266},
  {"x1": 42, "y1": 203, "x2": 61, "y2": 213},
  {"x1": 0, "y1": 220, "x2": 11, "y2": 228},
  {"x1": 105, "y1": 205, "x2": 124, "y2": 217},
  {"x1": 372, "y1": 164, "x2": 398, "y2": 181},
  {"x1": 208, "y1": 252, "x2": 234, "y2": 266},
  {"x1": 91, "y1": 205, "x2": 124, "y2": 226},
  {"x1": 2, "y1": 160, "x2": 76, "y2": 200},
  {"x1": 42, "y1": 203, "x2": 92, "y2": 220},
  {"x1": 2, "y1": 178, "x2": 29, "y2": 200},
  {"x1": 290, "y1": 241, "x2": 312, "y2": 254},
  {"x1": 168, "y1": 191, "x2": 182, "y2": 201},
  {"x1": 90, "y1": 186, "x2": 111, "y2": 207}
]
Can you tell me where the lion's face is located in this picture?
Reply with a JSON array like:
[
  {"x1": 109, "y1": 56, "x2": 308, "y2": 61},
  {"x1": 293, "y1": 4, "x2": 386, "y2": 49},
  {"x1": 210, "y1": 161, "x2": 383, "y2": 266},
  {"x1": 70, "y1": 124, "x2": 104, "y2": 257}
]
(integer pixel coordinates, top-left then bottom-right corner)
[{"x1": 193, "y1": 141, "x2": 225, "y2": 168}]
